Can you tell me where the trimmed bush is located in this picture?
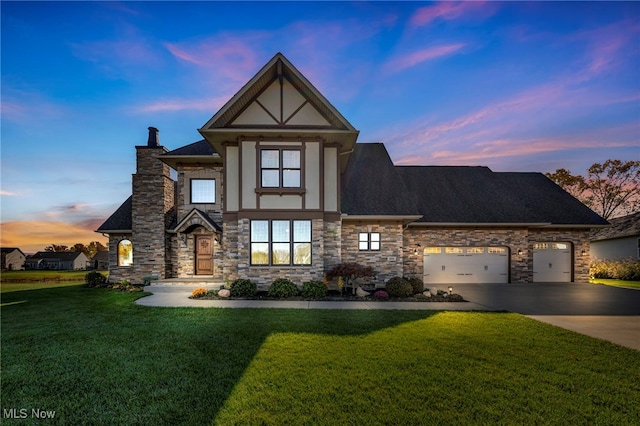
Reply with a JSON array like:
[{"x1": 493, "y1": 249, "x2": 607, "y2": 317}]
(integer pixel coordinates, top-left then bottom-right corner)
[
  {"x1": 373, "y1": 290, "x2": 389, "y2": 300},
  {"x1": 191, "y1": 288, "x2": 208, "y2": 298},
  {"x1": 230, "y1": 278, "x2": 257, "y2": 297},
  {"x1": 84, "y1": 271, "x2": 107, "y2": 288},
  {"x1": 405, "y1": 277, "x2": 424, "y2": 294},
  {"x1": 301, "y1": 281, "x2": 327, "y2": 299},
  {"x1": 385, "y1": 277, "x2": 413, "y2": 298},
  {"x1": 268, "y1": 278, "x2": 299, "y2": 298}
]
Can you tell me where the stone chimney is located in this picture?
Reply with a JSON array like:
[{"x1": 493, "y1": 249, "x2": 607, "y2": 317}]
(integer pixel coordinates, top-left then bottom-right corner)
[
  {"x1": 147, "y1": 126, "x2": 159, "y2": 147},
  {"x1": 131, "y1": 127, "x2": 174, "y2": 283}
]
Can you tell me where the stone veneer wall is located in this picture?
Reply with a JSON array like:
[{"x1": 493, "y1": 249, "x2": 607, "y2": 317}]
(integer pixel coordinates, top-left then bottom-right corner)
[
  {"x1": 168, "y1": 229, "x2": 224, "y2": 280},
  {"x1": 176, "y1": 165, "x2": 224, "y2": 223},
  {"x1": 130, "y1": 146, "x2": 175, "y2": 283},
  {"x1": 341, "y1": 221, "x2": 404, "y2": 288},
  {"x1": 106, "y1": 234, "x2": 132, "y2": 283},
  {"x1": 223, "y1": 218, "x2": 326, "y2": 288},
  {"x1": 528, "y1": 228, "x2": 591, "y2": 282},
  {"x1": 403, "y1": 227, "x2": 530, "y2": 283}
]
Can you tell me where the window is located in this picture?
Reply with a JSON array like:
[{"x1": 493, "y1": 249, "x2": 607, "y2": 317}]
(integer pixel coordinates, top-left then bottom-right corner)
[
  {"x1": 250, "y1": 220, "x2": 311, "y2": 266},
  {"x1": 467, "y1": 247, "x2": 484, "y2": 254},
  {"x1": 118, "y1": 239, "x2": 133, "y2": 267},
  {"x1": 191, "y1": 179, "x2": 215, "y2": 203},
  {"x1": 488, "y1": 247, "x2": 507, "y2": 254},
  {"x1": 533, "y1": 243, "x2": 549, "y2": 250},
  {"x1": 358, "y1": 232, "x2": 380, "y2": 251},
  {"x1": 446, "y1": 247, "x2": 463, "y2": 254},
  {"x1": 424, "y1": 247, "x2": 441, "y2": 254},
  {"x1": 261, "y1": 149, "x2": 301, "y2": 188}
]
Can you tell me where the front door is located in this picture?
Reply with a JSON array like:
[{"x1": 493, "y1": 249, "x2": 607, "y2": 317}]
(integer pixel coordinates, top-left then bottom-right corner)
[{"x1": 195, "y1": 235, "x2": 213, "y2": 275}]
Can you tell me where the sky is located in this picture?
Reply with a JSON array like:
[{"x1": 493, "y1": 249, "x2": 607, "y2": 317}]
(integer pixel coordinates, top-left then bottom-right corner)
[{"x1": 1, "y1": 1, "x2": 639, "y2": 253}]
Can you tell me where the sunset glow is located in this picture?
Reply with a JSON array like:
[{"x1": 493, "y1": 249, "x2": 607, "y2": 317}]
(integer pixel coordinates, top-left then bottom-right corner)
[{"x1": 1, "y1": 2, "x2": 638, "y2": 253}]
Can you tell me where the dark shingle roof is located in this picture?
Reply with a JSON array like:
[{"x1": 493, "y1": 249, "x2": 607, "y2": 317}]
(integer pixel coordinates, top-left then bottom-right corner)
[
  {"x1": 340, "y1": 143, "x2": 421, "y2": 216},
  {"x1": 96, "y1": 196, "x2": 132, "y2": 232},
  {"x1": 30, "y1": 251, "x2": 86, "y2": 261},
  {"x1": 591, "y1": 211, "x2": 639, "y2": 241},
  {"x1": 163, "y1": 139, "x2": 217, "y2": 156}
]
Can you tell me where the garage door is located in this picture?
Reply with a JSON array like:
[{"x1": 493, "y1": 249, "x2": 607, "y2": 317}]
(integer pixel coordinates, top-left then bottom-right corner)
[
  {"x1": 423, "y1": 247, "x2": 509, "y2": 284},
  {"x1": 533, "y1": 242, "x2": 571, "y2": 282}
]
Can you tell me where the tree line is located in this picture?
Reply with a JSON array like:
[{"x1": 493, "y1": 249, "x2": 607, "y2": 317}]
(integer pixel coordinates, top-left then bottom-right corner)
[
  {"x1": 44, "y1": 241, "x2": 108, "y2": 259},
  {"x1": 546, "y1": 159, "x2": 639, "y2": 220}
]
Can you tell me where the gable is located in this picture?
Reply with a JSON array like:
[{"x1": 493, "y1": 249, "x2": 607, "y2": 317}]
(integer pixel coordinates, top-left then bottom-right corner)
[{"x1": 199, "y1": 53, "x2": 359, "y2": 163}]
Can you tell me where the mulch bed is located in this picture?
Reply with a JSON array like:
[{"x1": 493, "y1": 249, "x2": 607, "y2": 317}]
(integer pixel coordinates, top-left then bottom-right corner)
[{"x1": 191, "y1": 290, "x2": 466, "y2": 302}]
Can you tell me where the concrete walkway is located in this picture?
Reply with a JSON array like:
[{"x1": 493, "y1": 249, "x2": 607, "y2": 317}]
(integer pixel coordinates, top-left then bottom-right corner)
[{"x1": 136, "y1": 283, "x2": 640, "y2": 351}]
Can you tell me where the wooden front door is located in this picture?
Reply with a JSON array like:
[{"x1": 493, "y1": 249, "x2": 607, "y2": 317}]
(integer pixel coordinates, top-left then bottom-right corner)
[{"x1": 195, "y1": 235, "x2": 214, "y2": 275}]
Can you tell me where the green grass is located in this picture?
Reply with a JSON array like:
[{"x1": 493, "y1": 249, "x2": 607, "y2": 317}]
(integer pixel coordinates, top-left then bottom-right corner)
[
  {"x1": 589, "y1": 278, "x2": 640, "y2": 289},
  {"x1": 0, "y1": 270, "x2": 93, "y2": 283},
  {"x1": 1, "y1": 285, "x2": 639, "y2": 425}
]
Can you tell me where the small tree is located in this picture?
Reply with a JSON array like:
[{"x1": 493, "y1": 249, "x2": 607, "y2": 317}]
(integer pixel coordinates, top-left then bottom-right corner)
[{"x1": 325, "y1": 262, "x2": 375, "y2": 294}]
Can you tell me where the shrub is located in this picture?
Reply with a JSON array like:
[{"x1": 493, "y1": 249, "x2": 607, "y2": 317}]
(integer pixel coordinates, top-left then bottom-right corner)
[
  {"x1": 230, "y1": 278, "x2": 257, "y2": 297},
  {"x1": 301, "y1": 281, "x2": 327, "y2": 299},
  {"x1": 385, "y1": 277, "x2": 413, "y2": 298},
  {"x1": 405, "y1": 277, "x2": 424, "y2": 294},
  {"x1": 191, "y1": 288, "x2": 208, "y2": 298},
  {"x1": 590, "y1": 258, "x2": 640, "y2": 281},
  {"x1": 326, "y1": 262, "x2": 375, "y2": 289},
  {"x1": 84, "y1": 271, "x2": 107, "y2": 288},
  {"x1": 268, "y1": 278, "x2": 299, "y2": 298},
  {"x1": 373, "y1": 290, "x2": 389, "y2": 300}
]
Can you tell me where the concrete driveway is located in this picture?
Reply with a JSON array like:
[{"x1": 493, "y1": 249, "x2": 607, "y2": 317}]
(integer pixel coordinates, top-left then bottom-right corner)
[{"x1": 449, "y1": 282, "x2": 640, "y2": 351}]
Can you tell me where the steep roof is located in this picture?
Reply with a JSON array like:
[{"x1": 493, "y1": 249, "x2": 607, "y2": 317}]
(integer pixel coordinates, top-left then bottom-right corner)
[
  {"x1": 96, "y1": 196, "x2": 132, "y2": 232},
  {"x1": 161, "y1": 139, "x2": 222, "y2": 169},
  {"x1": 1, "y1": 247, "x2": 25, "y2": 256},
  {"x1": 340, "y1": 143, "x2": 421, "y2": 217},
  {"x1": 591, "y1": 211, "x2": 640, "y2": 241},
  {"x1": 342, "y1": 143, "x2": 608, "y2": 227}
]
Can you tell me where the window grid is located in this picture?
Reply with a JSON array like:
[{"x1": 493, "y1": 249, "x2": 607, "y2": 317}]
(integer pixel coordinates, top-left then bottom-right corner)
[
  {"x1": 250, "y1": 220, "x2": 312, "y2": 266},
  {"x1": 190, "y1": 179, "x2": 216, "y2": 203},
  {"x1": 260, "y1": 149, "x2": 301, "y2": 188},
  {"x1": 358, "y1": 232, "x2": 380, "y2": 251}
]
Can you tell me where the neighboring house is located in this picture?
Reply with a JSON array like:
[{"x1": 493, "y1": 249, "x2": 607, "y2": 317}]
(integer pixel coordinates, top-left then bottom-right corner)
[
  {"x1": 97, "y1": 53, "x2": 608, "y2": 287},
  {"x1": 1, "y1": 247, "x2": 26, "y2": 271},
  {"x1": 26, "y1": 251, "x2": 89, "y2": 270},
  {"x1": 590, "y1": 211, "x2": 640, "y2": 260},
  {"x1": 91, "y1": 251, "x2": 110, "y2": 270}
]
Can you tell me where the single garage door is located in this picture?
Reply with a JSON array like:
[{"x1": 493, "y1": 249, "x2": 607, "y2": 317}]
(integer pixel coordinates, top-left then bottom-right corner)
[
  {"x1": 533, "y1": 242, "x2": 571, "y2": 282},
  {"x1": 423, "y1": 246, "x2": 509, "y2": 284}
]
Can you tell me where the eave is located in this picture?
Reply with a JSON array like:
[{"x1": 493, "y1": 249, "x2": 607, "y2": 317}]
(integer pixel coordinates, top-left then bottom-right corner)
[{"x1": 161, "y1": 154, "x2": 223, "y2": 169}]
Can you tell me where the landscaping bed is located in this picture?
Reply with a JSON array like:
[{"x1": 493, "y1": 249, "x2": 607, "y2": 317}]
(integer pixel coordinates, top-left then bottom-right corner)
[{"x1": 190, "y1": 289, "x2": 465, "y2": 302}]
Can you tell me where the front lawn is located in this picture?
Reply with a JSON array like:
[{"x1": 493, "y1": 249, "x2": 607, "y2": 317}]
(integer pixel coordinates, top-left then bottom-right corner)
[
  {"x1": 589, "y1": 278, "x2": 640, "y2": 289},
  {"x1": 1, "y1": 285, "x2": 639, "y2": 425}
]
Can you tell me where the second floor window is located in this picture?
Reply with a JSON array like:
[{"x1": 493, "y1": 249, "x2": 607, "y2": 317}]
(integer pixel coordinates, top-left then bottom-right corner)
[
  {"x1": 191, "y1": 179, "x2": 216, "y2": 203},
  {"x1": 261, "y1": 149, "x2": 301, "y2": 188}
]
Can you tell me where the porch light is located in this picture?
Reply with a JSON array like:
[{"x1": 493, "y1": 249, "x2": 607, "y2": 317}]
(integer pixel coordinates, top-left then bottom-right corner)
[
  {"x1": 517, "y1": 249, "x2": 523, "y2": 256},
  {"x1": 581, "y1": 249, "x2": 587, "y2": 256},
  {"x1": 413, "y1": 248, "x2": 418, "y2": 256},
  {"x1": 448, "y1": 286, "x2": 453, "y2": 295}
]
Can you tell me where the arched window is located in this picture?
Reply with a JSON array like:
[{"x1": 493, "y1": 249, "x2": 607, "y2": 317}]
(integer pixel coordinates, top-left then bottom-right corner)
[{"x1": 118, "y1": 239, "x2": 133, "y2": 267}]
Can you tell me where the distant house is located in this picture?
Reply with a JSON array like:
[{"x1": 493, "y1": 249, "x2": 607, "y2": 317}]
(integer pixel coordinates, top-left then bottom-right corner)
[
  {"x1": 92, "y1": 251, "x2": 110, "y2": 270},
  {"x1": 97, "y1": 53, "x2": 608, "y2": 286},
  {"x1": 26, "y1": 251, "x2": 89, "y2": 270},
  {"x1": 1, "y1": 247, "x2": 26, "y2": 271},
  {"x1": 591, "y1": 212, "x2": 640, "y2": 260}
]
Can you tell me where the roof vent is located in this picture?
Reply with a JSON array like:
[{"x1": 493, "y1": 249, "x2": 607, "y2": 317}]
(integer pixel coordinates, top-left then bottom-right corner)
[{"x1": 147, "y1": 127, "x2": 159, "y2": 147}]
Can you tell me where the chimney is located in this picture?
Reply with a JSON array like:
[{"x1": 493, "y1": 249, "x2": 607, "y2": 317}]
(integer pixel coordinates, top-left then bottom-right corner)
[{"x1": 147, "y1": 127, "x2": 159, "y2": 147}]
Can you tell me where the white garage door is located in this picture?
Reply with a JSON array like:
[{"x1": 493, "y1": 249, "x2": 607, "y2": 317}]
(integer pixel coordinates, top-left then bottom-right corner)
[
  {"x1": 533, "y1": 242, "x2": 572, "y2": 282},
  {"x1": 423, "y1": 247, "x2": 509, "y2": 284}
]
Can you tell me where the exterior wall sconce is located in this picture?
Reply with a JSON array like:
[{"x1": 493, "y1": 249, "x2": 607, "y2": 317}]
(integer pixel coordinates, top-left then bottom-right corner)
[
  {"x1": 517, "y1": 249, "x2": 523, "y2": 256},
  {"x1": 413, "y1": 244, "x2": 421, "y2": 256},
  {"x1": 448, "y1": 286, "x2": 453, "y2": 295},
  {"x1": 581, "y1": 249, "x2": 587, "y2": 256}
]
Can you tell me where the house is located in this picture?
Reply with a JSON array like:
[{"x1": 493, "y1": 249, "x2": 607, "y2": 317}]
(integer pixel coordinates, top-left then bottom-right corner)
[
  {"x1": 91, "y1": 251, "x2": 110, "y2": 270},
  {"x1": 1, "y1": 247, "x2": 26, "y2": 271},
  {"x1": 590, "y1": 211, "x2": 639, "y2": 260},
  {"x1": 25, "y1": 251, "x2": 89, "y2": 271},
  {"x1": 97, "y1": 53, "x2": 608, "y2": 287}
]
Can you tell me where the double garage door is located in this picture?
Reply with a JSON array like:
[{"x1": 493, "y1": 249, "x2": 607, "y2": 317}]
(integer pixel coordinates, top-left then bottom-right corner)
[{"x1": 423, "y1": 243, "x2": 572, "y2": 284}]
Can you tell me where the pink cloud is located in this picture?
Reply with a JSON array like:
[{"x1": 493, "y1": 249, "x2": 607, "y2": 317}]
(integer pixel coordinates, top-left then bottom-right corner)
[
  {"x1": 409, "y1": 1, "x2": 496, "y2": 28},
  {"x1": 132, "y1": 95, "x2": 229, "y2": 114},
  {"x1": 385, "y1": 43, "x2": 467, "y2": 74},
  {"x1": 0, "y1": 190, "x2": 18, "y2": 196}
]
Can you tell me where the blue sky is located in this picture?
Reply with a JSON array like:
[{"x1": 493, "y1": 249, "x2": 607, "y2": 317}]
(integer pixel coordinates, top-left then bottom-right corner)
[{"x1": 1, "y1": 1, "x2": 639, "y2": 252}]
